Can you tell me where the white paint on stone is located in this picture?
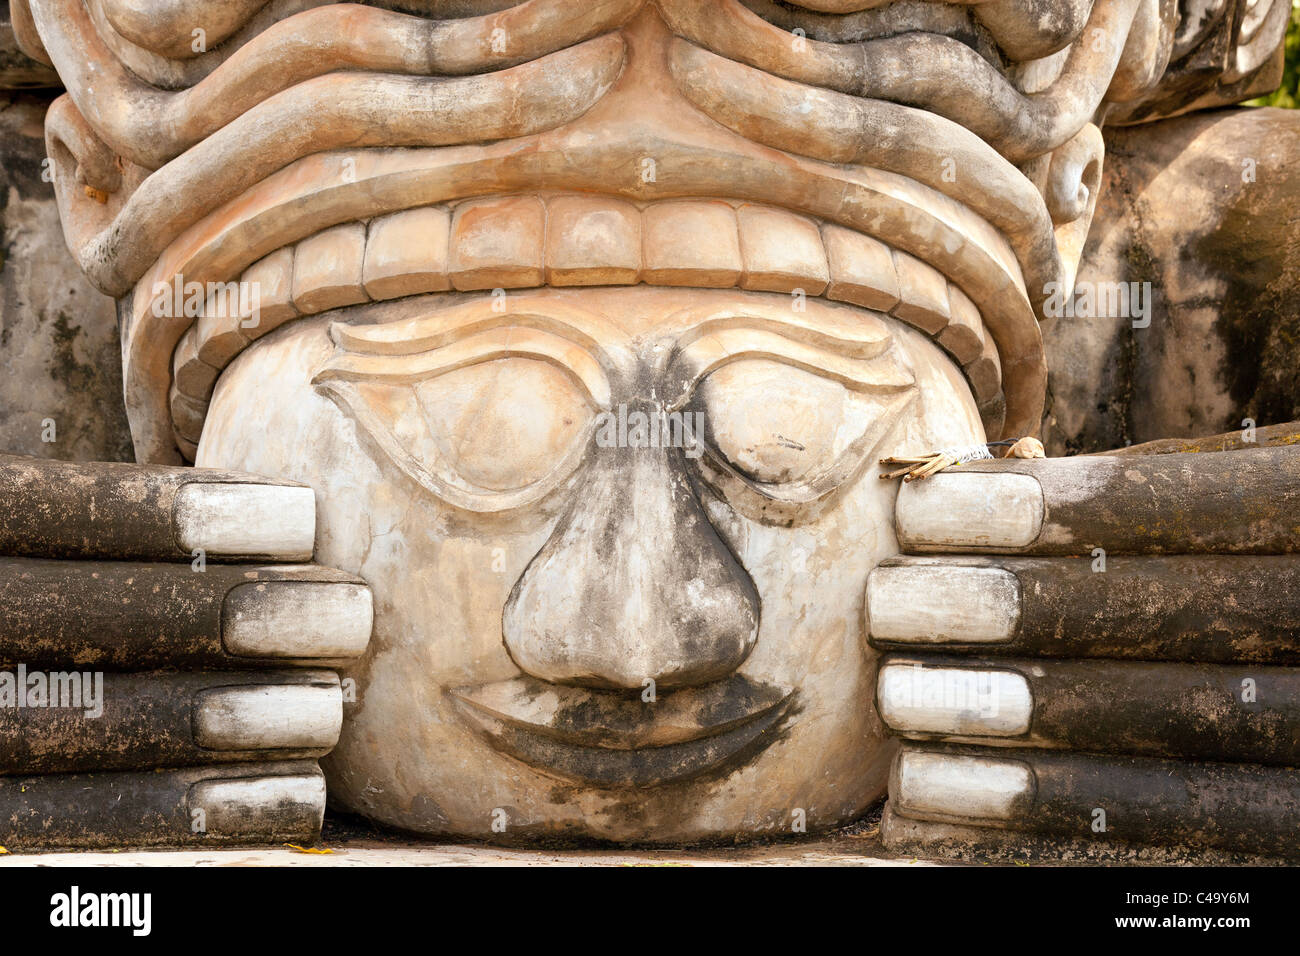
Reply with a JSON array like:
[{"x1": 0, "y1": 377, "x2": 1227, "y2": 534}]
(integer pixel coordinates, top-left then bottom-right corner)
[
  {"x1": 894, "y1": 750, "x2": 1033, "y2": 820},
  {"x1": 877, "y1": 662, "x2": 1032, "y2": 736},
  {"x1": 867, "y1": 565, "x2": 1020, "y2": 642},
  {"x1": 188, "y1": 774, "x2": 326, "y2": 836},
  {"x1": 194, "y1": 680, "x2": 342, "y2": 750},
  {"x1": 222, "y1": 582, "x2": 373, "y2": 658},
  {"x1": 896, "y1": 473, "x2": 1044, "y2": 549},
  {"x1": 174, "y1": 482, "x2": 315, "y2": 558}
]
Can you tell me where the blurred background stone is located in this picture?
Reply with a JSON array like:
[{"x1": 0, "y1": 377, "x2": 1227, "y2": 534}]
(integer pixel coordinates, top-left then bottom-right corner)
[
  {"x1": 0, "y1": 1, "x2": 130, "y2": 462},
  {"x1": 1042, "y1": 105, "x2": 1300, "y2": 455},
  {"x1": 0, "y1": 0, "x2": 57, "y2": 90}
]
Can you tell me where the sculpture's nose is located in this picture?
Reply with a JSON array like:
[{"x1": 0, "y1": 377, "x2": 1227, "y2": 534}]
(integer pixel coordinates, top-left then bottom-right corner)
[{"x1": 503, "y1": 428, "x2": 759, "y2": 691}]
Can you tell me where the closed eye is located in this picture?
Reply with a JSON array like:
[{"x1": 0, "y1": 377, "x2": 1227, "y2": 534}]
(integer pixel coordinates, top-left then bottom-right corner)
[
  {"x1": 661, "y1": 307, "x2": 918, "y2": 514},
  {"x1": 313, "y1": 325, "x2": 605, "y2": 512},
  {"x1": 687, "y1": 357, "x2": 915, "y2": 508}
]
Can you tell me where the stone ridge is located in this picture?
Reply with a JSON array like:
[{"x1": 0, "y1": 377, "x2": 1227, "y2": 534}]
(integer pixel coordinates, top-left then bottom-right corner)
[{"x1": 168, "y1": 194, "x2": 1006, "y2": 459}]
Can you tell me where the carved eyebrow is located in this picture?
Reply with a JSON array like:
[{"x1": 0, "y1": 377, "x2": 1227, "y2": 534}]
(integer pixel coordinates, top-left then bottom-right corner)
[
  {"x1": 328, "y1": 299, "x2": 624, "y2": 356},
  {"x1": 313, "y1": 324, "x2": 612, "y2": 410},
  {"x1": 663, "y1": 305, "x2": 915, "y2": 410},
  {"x1": 669, "y1": 301, "x2": 898, "y2": 359}
]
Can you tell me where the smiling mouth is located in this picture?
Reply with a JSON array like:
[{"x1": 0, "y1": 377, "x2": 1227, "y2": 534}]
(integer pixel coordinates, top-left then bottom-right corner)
[{"x1": 449, "y1": 674, "x2": 794, "y2": 788}]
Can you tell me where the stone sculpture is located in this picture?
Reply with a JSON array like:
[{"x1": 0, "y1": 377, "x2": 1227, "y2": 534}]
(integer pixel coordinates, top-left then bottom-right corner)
[
  {"x1": 0, "y1": 454, "x2": 373, "y2": 846},
  {"x1": 3, "y1": 0, "x2": 1297, "y2": 856},
  {"x1": 874, "y1": 444, "x2": 1300, "y2": 862}
]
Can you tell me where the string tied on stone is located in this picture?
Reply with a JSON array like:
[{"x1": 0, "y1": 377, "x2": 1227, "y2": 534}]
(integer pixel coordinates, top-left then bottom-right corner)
[{"x1": 878, "y1": 437, "x2": 1046, "y2": 482}]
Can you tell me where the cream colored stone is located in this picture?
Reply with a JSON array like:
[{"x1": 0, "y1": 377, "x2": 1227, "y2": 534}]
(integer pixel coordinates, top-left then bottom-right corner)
[
  {"x1": 867, "y1": 564, "x2": 1020, "y2": 643},
  {"x1": 896, "y1": 473, "x2": 1045, "y2": 550},
  {"x1": 201, "y1": 287, "x2": 987, "y2": 842},
  {"x1": 188, "y1": 774, "x2": 326, "y2": 838},
  {"x1": 877, "y1": 662, "x2": 1033, "y2": 736},
  {"x1": 449, "y1": 195, "x2": 545, "y2": 291},
  {"x1": 363, "y1": 206, "x2": 452, "y2": 300},
  {"x1": 822, "y1": 225, "x2": 901, "y2": 312},
  {"x1": 173, "y1": 482, "x2": 315, "y2": 559},
  {"x1": 891, "y1": 250, "x2": 951, "y2": 334},
  {"x1": 194, "y1": 679, "x2": 342, "y2": 750},
  {"x1": 222, "y1": 582, "x2": 374, "y2": 659},
  {"x1": 737, "y1": 204, "x2": 829, "y2": 294},
  {"x1": 35, "y1": 0, "x2": 1242, "y2": 850},
  {"x1": 292, "y1": 223, "x2": 368, "y2": 314},
  {"x1": 938, "y1": 284, "x2": 985, "y2": 366},
  {"x1": 894, "y1": 750, "x2": 1034, "y2": 820},
  {"x1": 544, "y1": 196, "x2": 641, "y2": 286},
  {"x1": 642, "y1": 200, "x2": 742, "y2": 287},
  {"x1": 196, "y1": 289, "x2": 251, "y2": 369},
  {"x1": 239, "y1": 247, "x2": 299, "y2": 341},
  {"x1": 668, "y1": 36, "x2": 1062, "y2": 300}
]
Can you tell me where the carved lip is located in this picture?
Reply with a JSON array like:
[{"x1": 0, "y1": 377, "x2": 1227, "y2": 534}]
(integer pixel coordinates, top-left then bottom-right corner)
[{"x1": 449, "y1": 674, "x2": 793, "y2": 788}]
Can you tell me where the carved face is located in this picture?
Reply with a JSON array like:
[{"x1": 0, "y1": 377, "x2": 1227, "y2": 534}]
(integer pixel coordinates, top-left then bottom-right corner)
[
  {"x1": 34, "y1": 0, "x2": 1281, "y2": 840},
  {"x1": 199, "y1": 286, "x2": 982, "y2": 840}
]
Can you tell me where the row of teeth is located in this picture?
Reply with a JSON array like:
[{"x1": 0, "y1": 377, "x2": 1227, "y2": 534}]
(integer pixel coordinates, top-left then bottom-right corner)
[{"x1": 168, "y1": 194, "x2": 1004, "y2": 459}]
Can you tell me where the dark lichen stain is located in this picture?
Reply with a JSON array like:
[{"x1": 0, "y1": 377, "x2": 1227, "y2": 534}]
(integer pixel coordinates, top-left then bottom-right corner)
[
  {"x1": 1204, "y1": 204, "x2": 1300, "y2": 429},
  {"x1": 47, "y1": 311, "x2": 96, "y2": 390}
]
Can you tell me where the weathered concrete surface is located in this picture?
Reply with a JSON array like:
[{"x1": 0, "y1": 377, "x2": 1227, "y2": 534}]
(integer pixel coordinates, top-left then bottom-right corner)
[
  {"x1": 0, "y1": 455, "x2": 314, "y2": 560},
  {"x1": 896, "y1": 446, "x2": 1300, "y2": 555},
  {"x1": 202, "y1": 291, "x2": 981, "y2": 842},
  {"x1": 0, "y1": 669, "x2": 341, "y2": 774},
  {"x1": 1044, "y1": 107, "x2": 1300, "y2": 455},
  {"x1": 885, "y1": 747, "x2": 1300, "y2": 859},
  {"x1": 880, "y1": 655, "x2": 1300, "y2": 766},
  {"x1": 0, "y1": 841, "x2": 940, "y2": 867},
  {"x1": 0, "y1": 2, "x2": 59, "y2": 90},
  {"x1": 0, "y1": 809, "x2": 934, "y2": 865},
  {"x1": 0, "y1": 92, "x2": 129, "y2": 461},
  {"x1": 0, "y1": 760, "x2": 325, "y2": 849},
  {"x1": 869, "y1": 554, "x2": 1300, "y2": 665},
  {"x1": 1097, "y1": 419, "x2": 1300, "y2": 456},
  {"x1": 882, "y1": 806, "x2": 1292, "y2": 866},
  {"x1": 11, "y1": 0, "x2": 1295, "y2": 860},
  {"x1": 877, "y1": 437, "x2": 1300, "y2": 864}
]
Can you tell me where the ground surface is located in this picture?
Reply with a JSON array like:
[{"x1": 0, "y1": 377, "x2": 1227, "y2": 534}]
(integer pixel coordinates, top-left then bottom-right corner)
[
  {"x1": 0, "y1": 804, "x2": 957, "y2": 866},
  {"x1": 0, "y1": 840, "x2": 937, "y2": 867}
]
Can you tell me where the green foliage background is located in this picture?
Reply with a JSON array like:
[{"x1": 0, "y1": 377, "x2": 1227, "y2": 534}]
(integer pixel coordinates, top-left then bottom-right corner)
[{"x1": 1249, "y1": 0, "x2": 1300, "y2": 107}]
